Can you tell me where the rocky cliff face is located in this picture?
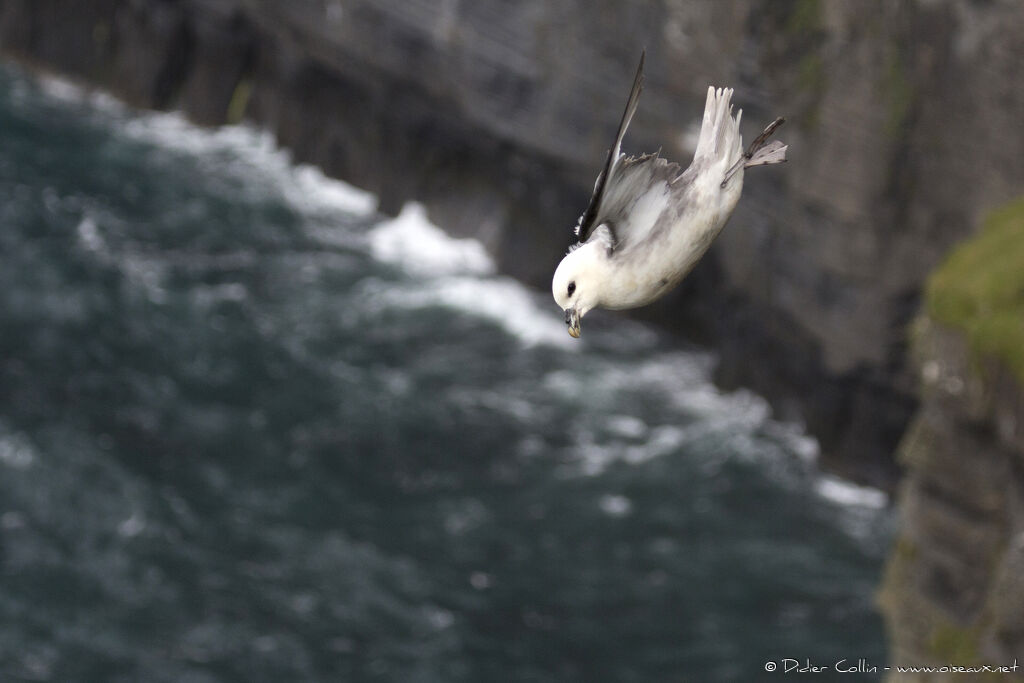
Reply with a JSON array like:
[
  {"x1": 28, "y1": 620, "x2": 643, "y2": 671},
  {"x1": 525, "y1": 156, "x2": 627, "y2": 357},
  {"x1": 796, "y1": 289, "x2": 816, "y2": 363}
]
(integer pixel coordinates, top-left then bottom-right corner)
[
  {"x1": 879, "y1": 197, "x2": 1024, "y2": 679},
  {"x1": 2, "y1": 0, "x2": 1022, "y2": 487},
  {"x1": 880, "y1": 320, "x2": 1024, "y2": 678}
]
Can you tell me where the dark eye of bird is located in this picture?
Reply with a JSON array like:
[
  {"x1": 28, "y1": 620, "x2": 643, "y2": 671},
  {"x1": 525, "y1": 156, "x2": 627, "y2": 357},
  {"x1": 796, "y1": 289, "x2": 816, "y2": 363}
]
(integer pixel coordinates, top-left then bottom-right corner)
[{"x1": 567, "y1": 281, "x2": 576, "y2": 296}]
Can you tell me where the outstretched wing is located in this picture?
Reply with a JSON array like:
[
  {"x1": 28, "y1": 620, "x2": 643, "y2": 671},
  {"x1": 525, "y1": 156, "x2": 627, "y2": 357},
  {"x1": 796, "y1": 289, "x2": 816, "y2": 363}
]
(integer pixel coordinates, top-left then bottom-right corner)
[
  {"x1": 588, "y1": 151, "x2": 682, "y2": 254},
  {"x1": 575, "y1": 50, "x2": 645, "y2": 243}
]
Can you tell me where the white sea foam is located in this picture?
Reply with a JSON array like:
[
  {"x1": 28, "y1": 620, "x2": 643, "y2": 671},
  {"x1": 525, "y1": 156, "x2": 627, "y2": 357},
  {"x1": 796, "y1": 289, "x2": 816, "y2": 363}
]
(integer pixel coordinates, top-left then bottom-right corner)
[
  {"x1": 624, "y1": 425, "x2": 690, "y2": 464},
  {"x1": 26, "y1": 70, "x2": 123, "y2": 114},
  {"x1": 355, "y1": 200, "x2": 584, "y2": 347},
  {"x1": 599, "y1": 494, "x2": 633, "y2": 517},
  {"x1": 29, "y1": 71, "x2": 377, "y2": 219},
  {"x1": 0, "y1": 425, "x2": 36, "y2": 470},
  {"x1": 605, "y1": 415, "x2": 648, "y2": 440},
  {"x1": 814, "y1": 474, "x2": 891, "y2": 543},
  {"x1": 814, "y1": 475, "x2": 888, "y2": 510},
  {"x1": 117, "y1": 512, "x2": 147, "y2": 538},
  {"x1": 36, "y1": 73, "x2": 90, "y2": 104},
  {"x1": 289, "y1": 164, "x2": 378, "y2": 217},
  {"x1": 361, "y1": 274, "x2": 574, "y2": 349},
  {"x1": 556, "y1": 348, "x2": 829, "y2": 481},
  {"x1": 75, "y1": 216, "x2": 106, "y2": 253},
  {"x1": 33, "y1": 70, "x2": 567, "y2": 353},
  {"x1": 568, "y1": 421, "x2": 683, "y2": 477},
  {"x1": 428, "y1": 277, "x2": 573, "y2": 348},
  {"x1": 367, "y1": 203, "x2": 495, "y2": 277},
  {"x1": 550, "y1": 351, "x2": 769, "y2": 431},
  {"x1": 118, "y1": 112, "x2": 378, "y2": 217},
  {"x1": 761, "y1": 421, "x2": 820, "y2": 463}
]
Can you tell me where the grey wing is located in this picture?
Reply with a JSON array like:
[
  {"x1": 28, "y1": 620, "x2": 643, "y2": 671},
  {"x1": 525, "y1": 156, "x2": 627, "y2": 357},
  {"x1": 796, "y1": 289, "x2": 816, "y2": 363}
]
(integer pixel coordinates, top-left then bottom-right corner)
[
  {"x1": 591, "y1": 152, "x2": 682, "y2": 251},
  {"x1": 575, "y1": 50, "x2": 645, "y2": 243}
]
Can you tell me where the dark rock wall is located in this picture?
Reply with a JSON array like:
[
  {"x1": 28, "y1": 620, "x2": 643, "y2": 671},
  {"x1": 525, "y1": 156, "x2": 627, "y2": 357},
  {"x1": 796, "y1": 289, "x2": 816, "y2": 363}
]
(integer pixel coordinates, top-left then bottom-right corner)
[{"x1": 2, "y1": 0, "x2": 1023, "y2": 487}]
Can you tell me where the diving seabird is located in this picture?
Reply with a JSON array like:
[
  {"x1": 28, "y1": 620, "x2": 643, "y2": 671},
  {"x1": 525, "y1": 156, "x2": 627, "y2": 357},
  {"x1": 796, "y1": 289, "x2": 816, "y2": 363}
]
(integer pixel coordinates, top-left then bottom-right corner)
[{"x1": 552, "y1": 51, "x2": 787, "y2": 338}]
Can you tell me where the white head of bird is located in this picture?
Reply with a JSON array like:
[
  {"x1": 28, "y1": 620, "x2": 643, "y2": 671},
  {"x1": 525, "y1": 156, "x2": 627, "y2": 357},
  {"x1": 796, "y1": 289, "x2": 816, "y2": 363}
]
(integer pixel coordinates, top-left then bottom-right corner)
[{"x1": 551, "y1": 241, "x2": 606, "y2": 338}]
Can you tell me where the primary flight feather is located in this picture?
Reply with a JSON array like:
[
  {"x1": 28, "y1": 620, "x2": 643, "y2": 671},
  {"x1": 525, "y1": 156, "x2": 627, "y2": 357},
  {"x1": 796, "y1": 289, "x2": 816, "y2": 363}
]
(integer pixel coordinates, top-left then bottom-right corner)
[{"x1": 552, "y1": 51, "x2": 787, "y2": 338}]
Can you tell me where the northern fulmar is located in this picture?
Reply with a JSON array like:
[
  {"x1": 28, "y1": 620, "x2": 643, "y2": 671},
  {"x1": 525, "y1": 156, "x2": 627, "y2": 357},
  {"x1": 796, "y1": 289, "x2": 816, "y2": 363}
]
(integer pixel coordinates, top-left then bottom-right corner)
[{"x1": 552, "y1": 51, "x2": 787, "y2": 338}]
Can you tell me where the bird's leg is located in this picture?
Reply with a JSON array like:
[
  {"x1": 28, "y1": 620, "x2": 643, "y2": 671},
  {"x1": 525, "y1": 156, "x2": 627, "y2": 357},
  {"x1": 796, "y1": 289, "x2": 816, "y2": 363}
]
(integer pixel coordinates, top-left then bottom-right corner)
[
  {"x1": 721, "y1": 117, "x2": 787, "y2": 188},
  {"x1": 745, "y1": 117, "x2": 786, "y2": 159}
]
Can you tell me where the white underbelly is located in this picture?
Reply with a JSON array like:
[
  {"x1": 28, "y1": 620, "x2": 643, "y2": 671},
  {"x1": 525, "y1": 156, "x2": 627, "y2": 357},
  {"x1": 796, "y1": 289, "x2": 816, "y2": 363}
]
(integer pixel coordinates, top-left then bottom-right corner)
[{"x1": 601, "y1": 175, "x2": 743, "y2": 310}]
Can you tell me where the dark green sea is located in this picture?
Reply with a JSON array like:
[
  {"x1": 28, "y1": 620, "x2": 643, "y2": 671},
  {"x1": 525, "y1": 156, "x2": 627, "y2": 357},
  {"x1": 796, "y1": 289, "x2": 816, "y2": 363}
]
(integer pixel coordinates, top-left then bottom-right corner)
[{"x1": 0, "y1": 63, "x2": 893, "y2": 682}]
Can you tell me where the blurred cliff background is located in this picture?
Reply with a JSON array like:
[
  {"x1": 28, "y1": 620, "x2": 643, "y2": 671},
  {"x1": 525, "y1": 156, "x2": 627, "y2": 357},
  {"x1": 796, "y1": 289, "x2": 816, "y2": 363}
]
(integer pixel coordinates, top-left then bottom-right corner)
[{"x1": 1, "y1": 0, "x2": 1023, "y2": 680}]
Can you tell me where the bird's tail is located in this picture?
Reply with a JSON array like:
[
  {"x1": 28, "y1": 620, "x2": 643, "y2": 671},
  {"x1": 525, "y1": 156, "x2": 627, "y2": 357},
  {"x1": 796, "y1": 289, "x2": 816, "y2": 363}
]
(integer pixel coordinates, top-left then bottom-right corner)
[
  {"x1": 692, "y1": 87, "x2": 743, "y2": 169},
  {"x1": 693, "y1": 87, "x2": 788, "y2": 189}
]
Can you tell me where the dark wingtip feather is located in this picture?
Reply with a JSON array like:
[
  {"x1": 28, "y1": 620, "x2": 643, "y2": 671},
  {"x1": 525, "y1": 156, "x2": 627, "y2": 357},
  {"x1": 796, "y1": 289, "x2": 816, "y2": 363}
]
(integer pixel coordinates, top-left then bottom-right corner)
[{"x1": 574, "y1": 50, "x2": 647, "y2": 243}]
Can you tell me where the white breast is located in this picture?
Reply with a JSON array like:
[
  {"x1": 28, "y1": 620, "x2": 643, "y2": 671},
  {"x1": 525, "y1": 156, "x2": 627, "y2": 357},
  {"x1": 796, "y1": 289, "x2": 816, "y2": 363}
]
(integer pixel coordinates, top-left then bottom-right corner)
[{"x1": 598, "y1": 168, "x2": 744, "y2": 310}]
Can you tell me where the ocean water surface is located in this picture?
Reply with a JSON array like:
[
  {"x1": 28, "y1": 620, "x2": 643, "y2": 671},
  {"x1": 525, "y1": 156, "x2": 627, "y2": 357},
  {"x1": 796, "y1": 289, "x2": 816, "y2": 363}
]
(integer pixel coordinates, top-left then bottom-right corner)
[{"x1": 0, "y1": 64, "x2": 892, "y2": 682}]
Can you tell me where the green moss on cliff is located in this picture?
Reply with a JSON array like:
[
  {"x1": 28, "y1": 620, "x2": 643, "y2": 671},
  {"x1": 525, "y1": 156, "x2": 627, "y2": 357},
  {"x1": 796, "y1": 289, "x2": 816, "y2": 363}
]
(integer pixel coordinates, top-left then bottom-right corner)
[
  {"x1": 928, "y1": 617, "x2": 1014, "y2": 681},
  {"x1": 882, "y1": 50, "x2": 914, "y2": 140},
  {"x1": 926, "y1": 196, "x2": 1024, "y2": 383},
  {"x1": 797, "y1": 54, "x2": 825, "y2": 129},
  {"x1": 928, "y1": 621, "x2": 980, "y2": 664},
  {"x1": 786, "y1": 0, "x2": 826, "y2": 132},
  {"x1": 226, "y1": 77, "x2": 253, "y2": 125},
  {"x1": 786, "y1": 0, "x2": 822, "y2": 35}
]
